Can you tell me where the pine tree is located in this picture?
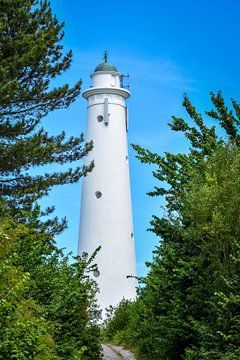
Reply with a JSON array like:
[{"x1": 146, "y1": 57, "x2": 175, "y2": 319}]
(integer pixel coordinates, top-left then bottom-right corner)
[{"x1": 0, "y1": 0, "x2": 93, "y2": 209}]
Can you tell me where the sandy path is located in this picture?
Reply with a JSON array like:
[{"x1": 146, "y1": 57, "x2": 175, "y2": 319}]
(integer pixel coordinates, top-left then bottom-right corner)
[{"x1": 102, "y1": 344, "x2": 136, "y2": 360}]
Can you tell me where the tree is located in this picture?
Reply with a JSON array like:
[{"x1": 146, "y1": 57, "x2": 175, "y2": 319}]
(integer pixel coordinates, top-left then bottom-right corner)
[
  {"x1": 133, "y1": 92, "x2": 240, "y2": 213},
  {"x1": 0, "y1": 206, "x2": 57, "y2": 359},
  {"x1": 133, "y1": 93, "x2": 240, "y2": 359},
  {"x1": 0, "y1": 202, "x2": 102, "y2": 359},
  {"x1": 133, "y1": 144, "x2": 240, "y2": 360},
  {"x1": 14, "y1": 227, "x2": 102, "y2": 359},
  {"x1": 179, "y1": 144, "x2": 240, "y2": 359},
  {"x1": 0, "y1": 0, "x2": 93, "y2": 210}
]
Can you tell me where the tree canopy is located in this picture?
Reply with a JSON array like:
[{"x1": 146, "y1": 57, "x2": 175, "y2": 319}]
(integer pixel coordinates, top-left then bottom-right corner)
[
  {"x1": 0, "y1": 0, "x2": 93, "y2": 210},
  {"x1": 0, "y1": 204, "x2": 102, "y2": 359}
]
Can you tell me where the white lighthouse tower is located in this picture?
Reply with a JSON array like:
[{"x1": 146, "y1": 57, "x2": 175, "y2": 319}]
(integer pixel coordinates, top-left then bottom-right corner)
[{"x1": 78, "y1": 52, "x2": 137, "y2": 315}]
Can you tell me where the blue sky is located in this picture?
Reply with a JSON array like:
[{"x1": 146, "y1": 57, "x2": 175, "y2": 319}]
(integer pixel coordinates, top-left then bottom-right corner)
[{"x1": 41, "y1": 0, "x2": 240, "y2": 277}]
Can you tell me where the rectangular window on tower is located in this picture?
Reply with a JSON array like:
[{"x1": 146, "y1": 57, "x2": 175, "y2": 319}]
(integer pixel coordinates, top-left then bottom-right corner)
[
  {"x1": 125, "y1": 106, "x2": 128, "y2": 132},
  {"x1": 104, "y1": 98, "x2": 109, "y2": 125}
]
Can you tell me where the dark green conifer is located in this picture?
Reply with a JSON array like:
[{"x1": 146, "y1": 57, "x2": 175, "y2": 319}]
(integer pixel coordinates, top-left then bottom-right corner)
[{"x1": 0, "y1": 0, "x2": 93, "y2": 209}]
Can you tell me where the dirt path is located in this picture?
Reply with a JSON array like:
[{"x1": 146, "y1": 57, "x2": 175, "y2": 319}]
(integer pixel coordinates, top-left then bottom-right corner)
[{"x1": 102, "y1": 344, "x2": 136, "y2": 360}]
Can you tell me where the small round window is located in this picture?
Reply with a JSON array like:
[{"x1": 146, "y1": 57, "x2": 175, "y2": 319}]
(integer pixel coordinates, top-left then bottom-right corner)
[
  {"x1": 93, "y1": 270, "x2": 100, "y2": 278},
  {"x1": 97, "y1": 115, "x2": 103, "y2": 122},
  {"x1": 131, "y1": 233, "x2": 134, "y2": 239},
  {"x1": 126, "y1": 155, "x2": 129, "y2": 163},
  {"x1": 95, "y1": 191, "x2": 102, "y2": 199}
]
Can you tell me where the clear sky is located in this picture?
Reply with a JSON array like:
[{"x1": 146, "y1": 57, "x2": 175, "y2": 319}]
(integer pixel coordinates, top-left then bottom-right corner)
[{"x1": 41, "y1": 0, "x2": 240, "y2": 277}]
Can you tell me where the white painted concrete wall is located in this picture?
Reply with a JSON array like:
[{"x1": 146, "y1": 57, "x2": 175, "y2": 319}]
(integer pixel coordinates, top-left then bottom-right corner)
[{"x1": 78, "y1": 70, "x2": 137, "y2": 316}]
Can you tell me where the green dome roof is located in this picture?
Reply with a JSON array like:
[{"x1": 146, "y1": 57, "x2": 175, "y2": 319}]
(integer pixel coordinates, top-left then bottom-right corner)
[{"x1": 94, "y1": 62, "x2": 118, "y2": 72}]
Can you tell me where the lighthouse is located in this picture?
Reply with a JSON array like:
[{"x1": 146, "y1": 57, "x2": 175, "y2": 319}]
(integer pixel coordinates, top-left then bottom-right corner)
[{"x1": 78, "y1": 52, "x2": 137, "y2": 315}]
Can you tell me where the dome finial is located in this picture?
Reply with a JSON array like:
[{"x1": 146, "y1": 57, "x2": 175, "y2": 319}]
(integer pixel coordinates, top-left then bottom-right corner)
[
  {"x1": 103, "y1": 50, "x2": 108, "y2": 63},
  {"x1": 94, "y1": 52, "x2": 118, "y2": 72}
]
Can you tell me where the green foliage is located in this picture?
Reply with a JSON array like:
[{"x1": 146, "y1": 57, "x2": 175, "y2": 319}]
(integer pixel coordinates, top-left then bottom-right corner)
[
  {"x1": 0, "y1": 0, "x2": 93, "y2": 210},
  {"x1": 0, "y1": 205, "x2": 102, "y2": 359},
  {"x1": 17, "y1": 236, "x2": 102, "y2": 359},
  {"x1": 104, "y1": 300, "x2": 136, "y2": 344},
  {"x1": 105, "y1": 93, "x2": 240, "y2": 359},
  {"x1": 0, "y1": 212, "x2": 57, "y2": 359}
]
